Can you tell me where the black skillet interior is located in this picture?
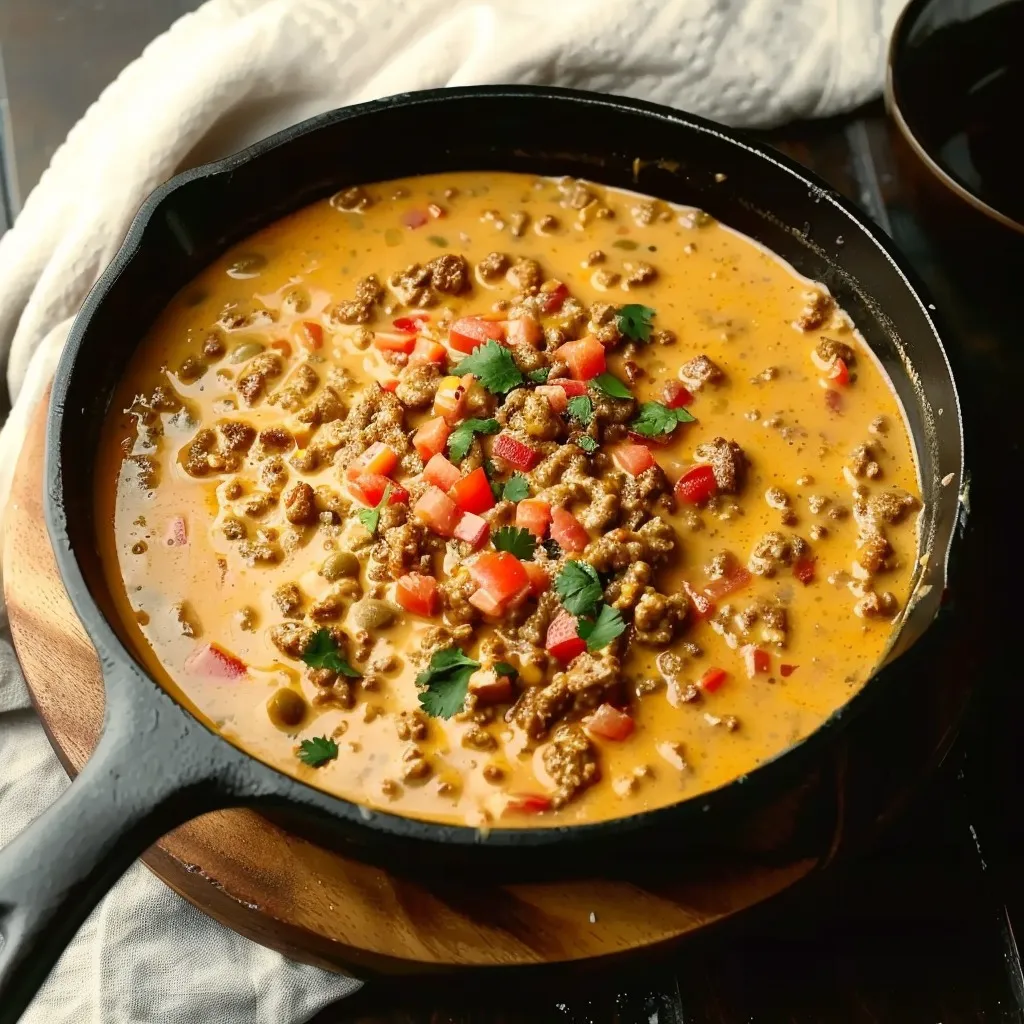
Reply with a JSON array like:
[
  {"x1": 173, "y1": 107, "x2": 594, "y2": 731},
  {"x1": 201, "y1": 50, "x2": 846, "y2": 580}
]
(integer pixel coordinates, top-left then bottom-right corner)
[{"x1": 0, "y1": 87, "x2": 964, "y2": 1023}]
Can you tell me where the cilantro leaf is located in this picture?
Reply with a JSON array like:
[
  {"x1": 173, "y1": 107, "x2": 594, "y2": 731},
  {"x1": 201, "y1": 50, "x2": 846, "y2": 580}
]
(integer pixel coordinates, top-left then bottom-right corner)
[
  {"x1": 416, "y1": 646, "x2": 481, "y2": 719},
  {"x1": 452, "y1": 340, "x2": 524, "y2": 395},
  {"x1": 356, "y1": 482, "x2": 392, "y2": 536},
  {"x1": 528, "y1": 367, "x2": 551, "y2": 384},
  {"x1": 630, "y1": 401, "x2": 697, "y2": 438},
  {"x1": 577, "y1": 603, "x2": 626, "y2": 651},
  {"x1": 502, "y1": 473, "x2": 530, "y2": 502},
  {"x1": 482, "y1": 455, "x2": 504, "y2": 499},
  {"x1": 448, "y1": 417, "x2": 500, "y2": 463},
  {"x1": 298, "y1": 735, "x2": 339, "y2": 767},
  {"x1": 494, "y1": 660, "x2": 519, "y2": 681},
  {"x1": 616, "y1": 304, "x2": 656, "y2": 342},
  {"x1": 590, "y1": 372, "x2": 632, "y2": 399},
  {"x1": 302, "y1": 628, "x2": 362, "y2": 677},
  {"x1": 575, "y1": 435, "x2": 598, "y2": 454},
  {"x1": 492, "y1": 525, "x2": 537, "y2": 561},
  {"x1": 555, "y1": 560, "x2": 603, "y2": 617},
  {"x1": 567, "y1": 395, "x2": 594, "y2": 426}
]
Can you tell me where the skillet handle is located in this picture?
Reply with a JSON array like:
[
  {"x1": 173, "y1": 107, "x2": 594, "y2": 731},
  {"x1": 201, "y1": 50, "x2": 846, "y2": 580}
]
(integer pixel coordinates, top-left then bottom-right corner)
[{"x1": 0, "y1": 697, "x2": 230, "y2": 1024}]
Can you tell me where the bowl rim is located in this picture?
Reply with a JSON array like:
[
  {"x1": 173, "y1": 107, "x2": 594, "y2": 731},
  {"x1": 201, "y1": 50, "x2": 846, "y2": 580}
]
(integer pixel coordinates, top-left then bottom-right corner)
[
  {"x1": 886, "y1": 0, "x2": 1024, "y2": 238},
  {"x1": 45, "y1": 84, "x2": 966, "y2": 848}
]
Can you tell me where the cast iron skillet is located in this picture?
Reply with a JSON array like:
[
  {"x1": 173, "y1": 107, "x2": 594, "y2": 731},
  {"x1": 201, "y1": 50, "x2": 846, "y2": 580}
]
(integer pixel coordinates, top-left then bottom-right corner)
[{"x1": 0, "y1": 86, "x2": 964, "y2": 1020}]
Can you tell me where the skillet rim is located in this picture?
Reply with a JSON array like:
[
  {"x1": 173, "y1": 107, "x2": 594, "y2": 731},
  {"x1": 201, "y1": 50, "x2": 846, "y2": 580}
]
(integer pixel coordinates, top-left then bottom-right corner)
[{"x1": 44, "y1": 84, "x2": 966, "y2": 850}]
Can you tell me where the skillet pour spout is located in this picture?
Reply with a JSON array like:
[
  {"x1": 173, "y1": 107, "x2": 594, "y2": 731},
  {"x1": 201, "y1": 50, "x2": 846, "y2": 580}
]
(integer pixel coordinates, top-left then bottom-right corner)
[{"x1": 0, "y1": 86, "x2": 964, "y2": 1021}]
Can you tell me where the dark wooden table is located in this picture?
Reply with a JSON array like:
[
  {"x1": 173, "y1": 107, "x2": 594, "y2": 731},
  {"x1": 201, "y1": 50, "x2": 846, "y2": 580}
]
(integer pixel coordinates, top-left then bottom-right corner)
[{"x1": 3, "y1": 5, "x2": 1024, "y2": 1022}]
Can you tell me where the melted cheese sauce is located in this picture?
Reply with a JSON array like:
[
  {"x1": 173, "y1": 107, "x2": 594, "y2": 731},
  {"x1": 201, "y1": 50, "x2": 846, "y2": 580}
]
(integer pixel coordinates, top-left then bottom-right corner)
[{"x1": 96, "y1": 172, "x2": 921, "y2": 828}]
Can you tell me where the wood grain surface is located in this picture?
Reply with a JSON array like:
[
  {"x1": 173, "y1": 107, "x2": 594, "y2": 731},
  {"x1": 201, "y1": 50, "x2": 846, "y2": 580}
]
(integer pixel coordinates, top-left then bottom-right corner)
[{"x1": 1, "y1": 398, "x2": 819, "y2": 975}]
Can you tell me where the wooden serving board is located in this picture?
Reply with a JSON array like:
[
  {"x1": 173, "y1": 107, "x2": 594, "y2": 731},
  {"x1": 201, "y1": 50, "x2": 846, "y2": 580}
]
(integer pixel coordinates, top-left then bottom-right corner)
[{"x1": 2, "y1": 399, "x2": 831, "y2": 974}]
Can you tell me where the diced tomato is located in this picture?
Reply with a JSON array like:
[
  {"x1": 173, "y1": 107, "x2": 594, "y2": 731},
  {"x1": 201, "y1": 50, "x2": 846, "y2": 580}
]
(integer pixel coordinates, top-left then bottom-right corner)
[
  {"x1": 828, "y1": 357, "x2": 850, "y2": 386},
  {"x1": 704, "y1": 565, "x2": 753, "y2": 601},
  {"x1": 395, "y1": 573, "x2": 440, "y2": 617},
  {"x1": 469, "y1": 588, "x2": 506, "y2": 616},
  {"x1": 549, "y1": 378, "x2": 588, "y2": 397},
  {"x1": 697, "y1": 667, "x2": 727, "y2": 694},
  {"x1": 448, "y1": 316, "x2": 505, "y2": 354},
  {"x1": 450, "y1": 466, "x2": 496, "y2": 515},
  {"x1": 546, "y1": 611, "x2": 586, "y2": 662},
  {"x1": 504, "y1": 793, "x2": 552, "y2": 815},
  {"x1": 515, "y1": 499, "x2": 552, "y2": 538},
  {"x1": 433, "y1": 374, "x2": 472, "y2": 423},
  {"x1": 554, "y1": 335, "x2": 606, "y2": 381},
  {"x1": 409, "y1": 338, "x2": 448, "y2": 366},
  {"x1": 373, "y1": 332, "x2": 416, "y2": 355},
  {"x1": 492, "y1": 432, "x2": 540, "y2": 471},
  {"x1": 380, "y1": 379, "x2": 399, "y2": 393},
  {"x1": 536, "y1": 384, "x2": 568, "y2": 413},
  {"x1": 412, "y1": 416, "x2": 451, "y2": 462},
  {"x1": 682, "y1": 581, "x2": 715, "y2": 619},
  {"x1": 539, "y1": 281, "x2": 569, "y2": 314},
  {"x1": 550, "y1": 507, "x2": 589, "y2": 553},
  {"x1": 291, "y1": 320, "x2": 323, "y2": 351},
  {"x1": 523, "y1": 560, "x2": 551, "y2": 596},
  {"x1": 270, "y1": 339, "x2": 292, "y2": 358},
  {"x1": 345, "y1": 441, "x2": 398, "y2": 482},
  {"x1": 392, "y1": 315, "x2": 429, "y2": 333},
  {"x1": 663, "y1": 380, "x2": 693, "y2": 408},
  {"x1": 504, "y1": 316, "x2": 543, "y2": 347},
  {"x1": 675, "y1": 464, "x2": 718, "y2": 504},
  {"x1": 793, "y1": 556, "x2": 816, "y2": 584},
  {"x1": 348, "y1": 473, "x2": 408, "y2": 507},
  {"x1": 423, "y1": 452, "x2": 461, "y2": 490},
  {"x1": 470, "y1": 551, "x2": 529, "y2": 607},
  {"x1": 166, "y1": 516, "x2": 188, "y2": 547},
  {"x1": 741, "y1": 645, "x2": 771, "y2": 678},
  {"x1": 612, "y1": 443, "x2": 656, "y2": 477},
  {"x1": 469, "y1": 671, "x2": 514, "y2": 704},
  {"x1": 824, "y1": 388, "x2": 843, "y2": 413},
  {"x1": 185, "y1": 642, "x2": 247, "y2": 680},
  {"x1": 413, "y1": 486, "x2": 461, "y2": 537},
  {"x1": 780, "y1": 664, "x2": 798, "y2": 678},
  {"x1": 453, "y1": 512, "x2": 490, "y2": 549},
  {"x1": 401, "y1": 209, "x2": 429, "y2": 229},
  {"x1": 585, "y1": 703, "x2": 635, "y2": 741}
]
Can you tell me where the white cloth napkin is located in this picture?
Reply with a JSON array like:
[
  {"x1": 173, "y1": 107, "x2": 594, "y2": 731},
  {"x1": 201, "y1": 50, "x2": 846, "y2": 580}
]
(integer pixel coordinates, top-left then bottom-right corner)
[{"x1": 0, "y1": 0, "x2": 906, "y2": 1019}]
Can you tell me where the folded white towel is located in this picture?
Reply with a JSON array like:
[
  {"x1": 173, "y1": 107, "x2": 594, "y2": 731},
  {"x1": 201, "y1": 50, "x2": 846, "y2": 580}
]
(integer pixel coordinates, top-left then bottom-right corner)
[{"x1": 0, "y1": 0, "x2": 905, "y2": 1019}]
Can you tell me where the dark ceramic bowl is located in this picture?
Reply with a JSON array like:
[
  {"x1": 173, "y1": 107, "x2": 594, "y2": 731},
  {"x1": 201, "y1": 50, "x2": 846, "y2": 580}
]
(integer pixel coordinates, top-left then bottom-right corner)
[
  {"x1": 0, "y1": 87, "x2": 965, "y2": 1021},
  {"x1": 887, "y1": 0, "x2": 1024, "y2": 259}
]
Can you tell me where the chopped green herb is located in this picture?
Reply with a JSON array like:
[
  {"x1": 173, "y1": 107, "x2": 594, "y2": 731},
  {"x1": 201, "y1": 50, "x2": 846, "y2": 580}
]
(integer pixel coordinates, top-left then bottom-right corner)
[
  {"x1": 427, "y1": 235, "x2": 449, "y2": 247},
  {"x1": 356, "y1": 482, "x2": 392, "y2": 536},
  {"x1": 567, "y1": 395, "x2": 594, "y2": 426},
  {"x1": 617, "y1": 303, "x2": 656, "y2": 343},
  {"x1": 416, "y1": 647, "x2": 481, "y2": 719},
  {"x1": 590, "y1": 372, "x2": 632, "y2": 399},
  {"x1": 448, "y1": 417, "x2": 500, "y2": 463},
  {"x1": 302, "y1": 628, "x2": 362, "y2": 678},
  {"x1": 528, "y1": 367, "x2": 551, "y2": 384},
  {"x1": 297, "y1": 735, "x2": 339, "y2": 767},
  {"x1": 543, "y1": 538, "x2": 563, "y2": 559},
  {"x1": 452, "y1": 339, "x2": 524, "y2": 395},
  {"x1": 575, "y1": 435, "x2": 599, "y2": 454},
  {"x1": 630, "y1": 401, "x2": 696, "y2": 438},
  {"x1": 555, "y1": 560, "x2": 603, "y2": 617},
  {"x1": 482, "y1": 455, "x2": 504, "y2": 500},
  {"x1": 492, "y1": 525, "x2": 537, "y2": 561},
  {"x1": 494, "y1": 661, "x2": 519, "y2": 681},
  {"x1": 611, "y1": 239, "x2": 639, "y2": 250},
  {"x1": 577, "y1": 603, "x2": 626, "y2": 651},
  {"x1": 502, "y1": 473, "x2": 530, "y2": 502}
]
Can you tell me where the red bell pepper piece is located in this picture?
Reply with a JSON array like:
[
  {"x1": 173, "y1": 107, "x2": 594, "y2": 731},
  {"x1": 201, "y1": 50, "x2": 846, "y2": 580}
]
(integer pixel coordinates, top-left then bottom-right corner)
[
  {"x1": 412, "y1": 416, "x2": 451, "y2": 462},
  {"x1": 423, "y1": 452, "x2": 462, "y2": 491},
  {"x1": 741, "y1": 645, "x2": 771, "y2": 678},
  {"x1": 515, "y1": 499, "x2": 552, "y2": 539},
  {"x1": 663, "y1": 380, "x2": 693, "y2": 408},
  {"x1": 449, "y1": 466, "x2": 496, "y2": 515},
  {"x1": 492, "y1": 433, "x2": 540, "y2": 471},
  {"x1": 546, "y1": 611, "x2": 586, "y2": 662},
  {"x1": 675, "y1": 464, "x2": 718, "y2": 504},
  {"x1": 373, "y1": 332, "x2": 416, "y2": 354},
  {"x1": 554, "y1": 335, "x2": 606, "y2": 381},
  {"x1": 348, "y1": 473, "x2": 408, "y2": 507},
  {"x1": 448, "y1": 316, "x2": 505, "y2": 354},
  {"x1": 453, "y1": 512, "x2": 490, "y2": 549},
  {"x1": 469, "y1": 551, "x2": 529, "y2": 607},
  {"x1": 697, "y1": 667, "x2": 727, "y2": 694}
]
